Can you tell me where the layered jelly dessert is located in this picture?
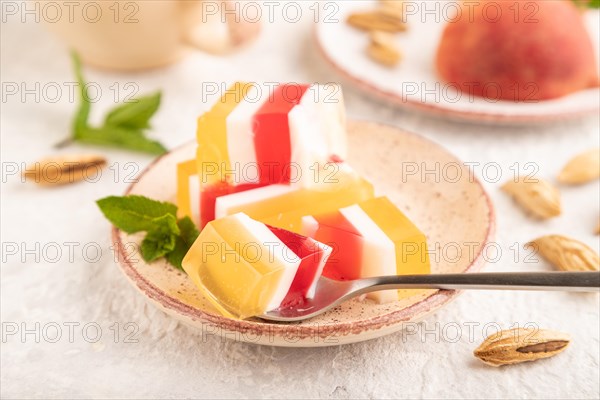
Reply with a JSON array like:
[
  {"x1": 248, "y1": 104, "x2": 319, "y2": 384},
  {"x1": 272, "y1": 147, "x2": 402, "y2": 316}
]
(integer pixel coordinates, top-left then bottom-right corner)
[
  {"x1": 182, "y1": 213, "x2": 331, "y2": 319},
  {"x1": 177, "y1": 82, "x2": 348, "y2": 227},
  {"x1": 302, "y1": 197, "x2": 430, "y2": 303},
  {"x1": 214, "y1": 165, "x2": 374, "y2": 232},
  {"x1": 178, "y1": 82, "x2": 432, "y2": 319}
]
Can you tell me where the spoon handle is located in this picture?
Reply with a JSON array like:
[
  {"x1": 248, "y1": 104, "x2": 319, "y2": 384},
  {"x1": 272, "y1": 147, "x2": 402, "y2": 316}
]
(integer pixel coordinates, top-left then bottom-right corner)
[{"x1": 353, "y1": 271, "x2": 600, "y2": 293}]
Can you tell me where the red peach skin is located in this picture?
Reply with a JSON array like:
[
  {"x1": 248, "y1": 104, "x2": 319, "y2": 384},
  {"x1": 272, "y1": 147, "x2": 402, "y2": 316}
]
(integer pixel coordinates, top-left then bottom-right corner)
[{"x1": 436, "y1": 0, "x2": 599, "y2": 101}]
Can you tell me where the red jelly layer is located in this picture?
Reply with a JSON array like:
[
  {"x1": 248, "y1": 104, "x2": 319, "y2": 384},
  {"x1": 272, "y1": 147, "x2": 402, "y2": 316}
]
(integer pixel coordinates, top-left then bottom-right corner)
[
  {"x1": 200, "y1": 182, "x2": 265, "y2": 229},
  {"x1": 312, "y1": 211, "x2": 363, "y2": 281},
  {"x1": 268, "y1": 225, "x2": 326, "y2": 308},
  {"x1": 253, "y1": 84, "x2": 310, "y2": 184}
]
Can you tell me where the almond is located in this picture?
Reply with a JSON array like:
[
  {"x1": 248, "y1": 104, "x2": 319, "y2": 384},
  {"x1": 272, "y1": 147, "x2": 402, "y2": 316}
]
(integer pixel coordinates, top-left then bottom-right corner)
[
  {"x1": 527, "y1": 235, "x2": 599, "y2": 272},
  {"x1": 380, "y1": 0, "x2": 404, "y2": 9},
  {"x1": 23, "y1": 154, "x2": 107, "y2": 186},
  {"x1": 367, "y1": 31, "x2": 402, "y2": 67},
  {"x1": 501, "y1": 177, "x2": 561, "y2": 219},
  {"x1": 347, "y1": 11, "x2": 407, "y2": 33},
  {"x1": 558, "y1": 148, "x2": 600, "y2": 184},
  {"x1": 379, "y1": 0, "x2": 404, "y2": 19},
  {"x1": 474, "y1": 328, "x2": 570, "y2": 367}
]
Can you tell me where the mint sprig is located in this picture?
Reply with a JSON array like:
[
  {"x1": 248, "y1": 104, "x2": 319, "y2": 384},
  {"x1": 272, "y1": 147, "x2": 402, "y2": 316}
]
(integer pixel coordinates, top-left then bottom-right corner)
[
  {"x1": 165, "y1": 217, "x2": 201, "y2": 269},
  {"x1": 97, "y1": 195, "x2": 199, "y2": 270},
  {"x1": 60, "y1": 52, "x2": 167, "y2": 155},
  {"x1": 140, "y1": 214, "x2": 179, "y2": 262},
  {"x1": 104, "y1": 93, "x2": 161, "y2": 130}
]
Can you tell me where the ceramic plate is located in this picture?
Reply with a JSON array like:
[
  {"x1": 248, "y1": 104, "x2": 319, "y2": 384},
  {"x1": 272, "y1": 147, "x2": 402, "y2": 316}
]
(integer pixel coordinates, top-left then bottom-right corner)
[
  {"x1": 315, "y1": 1, "x2": 600, "y2": 124},
  {"x1": 113, "y1": 120, "x2": 495, "y2": 347}
]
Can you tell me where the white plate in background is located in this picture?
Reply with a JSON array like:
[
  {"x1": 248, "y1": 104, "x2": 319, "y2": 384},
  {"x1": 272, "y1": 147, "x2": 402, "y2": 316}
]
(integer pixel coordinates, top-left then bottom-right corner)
[{"x1": 315, "y1": 1, "x2": 600, "y2": 123}]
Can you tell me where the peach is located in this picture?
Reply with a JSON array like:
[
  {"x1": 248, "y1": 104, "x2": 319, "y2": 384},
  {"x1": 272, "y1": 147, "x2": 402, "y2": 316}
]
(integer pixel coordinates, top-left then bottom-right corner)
[{"x1": 436, "y1": 0, "x2": 599, "y2": 101}]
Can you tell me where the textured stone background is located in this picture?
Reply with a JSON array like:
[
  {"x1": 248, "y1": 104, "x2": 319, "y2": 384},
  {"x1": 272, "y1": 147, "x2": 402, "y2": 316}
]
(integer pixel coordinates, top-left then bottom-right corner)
[{"x1": 1, "y1": 2, "x2": 599, "y2": 399}]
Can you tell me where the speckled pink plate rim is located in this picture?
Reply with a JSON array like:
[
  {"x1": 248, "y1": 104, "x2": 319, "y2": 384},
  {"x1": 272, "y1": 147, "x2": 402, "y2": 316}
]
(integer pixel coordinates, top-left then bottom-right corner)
[{"x1": 112, "y1": 121, "x2": 496, "y2": 341}]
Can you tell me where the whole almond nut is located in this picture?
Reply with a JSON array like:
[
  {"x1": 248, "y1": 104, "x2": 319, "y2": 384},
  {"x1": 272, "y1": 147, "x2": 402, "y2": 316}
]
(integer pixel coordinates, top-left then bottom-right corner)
[
  {"x1": 367, "y1": 30, "x2": 402, "y2": 67},
  {"x1": 347, "y1": 11, "x2": 407, "y2": 32},
  {"x1": 380, "y1": 0, "x2": 404, "y2": 10},
  {"x1": 527, "y1": 235, "x2": 600, "y2": 272},
  {"x1": 370, "y1": 30, "x2": 397, "y2": 47},
  {"x1": 474, "y1": 328, "x2": 570, "y2": 367},
  {"x1": 379, "y1": 0, "x2": 404, "y2": 19},
  {"x1": 23, "y1": 154, "x2": 107, "y2": 186},
  {"x1": 558, "y1": 148, "x2": 600, "y2": 184},
  {"x1": 501, "y1": 177, "x2": 561, "y2": 219}
]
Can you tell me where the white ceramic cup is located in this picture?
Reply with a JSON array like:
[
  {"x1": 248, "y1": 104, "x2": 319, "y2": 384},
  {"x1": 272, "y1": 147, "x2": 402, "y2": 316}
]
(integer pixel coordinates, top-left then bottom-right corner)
[{"x1": 43, "y1": 0, "x2": 260, "y2": 70}]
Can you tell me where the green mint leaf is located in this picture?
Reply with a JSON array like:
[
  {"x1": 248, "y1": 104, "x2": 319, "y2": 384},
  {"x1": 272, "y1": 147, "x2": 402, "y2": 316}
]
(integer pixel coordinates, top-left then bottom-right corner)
[
  {"x1": 104, "y1": 92, "x2": 161, "y2": 130},
  {"x1": 96, "y1": 195, "x2": 177, "y2": 234},
  {"x1": 589, "y1": 0, "x2": 600, "y2": 8},
  {"x1": 77, "y1": 126, "x2": 167, "y2": 155},
  {"x1": 97, "y1": 195, "x2": 198, "y2": 271},
  {"x1": 140, "y1": 214, "x2": 179, "y2": 262},
  {"x1": 165, "y1": 238, "x2": 188, "y2": 271},
  {"x1": 177, "y1": 216, "x2": 200, "y2": 245},
  {"x1": 71, "y1": 51, "x2": 91, "y2": 137},
  {"x1": 165, "y1": 217, "x2": 200, "y2": 270},
  {"x1": 67, "y1": 51, "x2": 167, "y2": 155}
]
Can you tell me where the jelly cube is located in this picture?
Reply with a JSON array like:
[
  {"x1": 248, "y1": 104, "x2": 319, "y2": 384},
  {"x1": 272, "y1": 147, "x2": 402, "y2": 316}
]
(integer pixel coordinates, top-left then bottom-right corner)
[
  {"x1": 176, "y1": 159, "x2": 199, "y2": 219},
  {"x1": 288, "y1": 84, "x2": 347, "y2": 186},
  {"x1": 253, "y1": 83, "x2": 310, "y2": 184},
  {"x1": 359, "y1": 197, "x2": 430, "y2": 276},
  {"x1": 191, "y1": 83, "x2": 349, "y2": 228},
  {"x1": 182, "y1": 213, "x2": 300, "y2": 319},
  {"x1": 199, "y1": 181, "x2": 265, "y2": 229},
  {"x1": 182, "y1": 213, "x2": 331, "y2": 319},
  {"x1": 196, "y1": 82, "x2": 252, "y2": 186},
  {"x1": 226, "y1": 84, "x2": 265, "y2": 186},
  {"x1": 302, "y1": 211, "x2": 363, "y2": 281},
  {"x1": 268, "y1": 225, "x2": 331, "y2": 308},
  {"x1": 214, "y1": 166, "x2": 375, "y2": 232},
  {"x1": 197, "y1": 82, "x2": 346, "y2": 188},
  {"x1": 301, "y1": 197, "x2": 430, "y2": 303}
]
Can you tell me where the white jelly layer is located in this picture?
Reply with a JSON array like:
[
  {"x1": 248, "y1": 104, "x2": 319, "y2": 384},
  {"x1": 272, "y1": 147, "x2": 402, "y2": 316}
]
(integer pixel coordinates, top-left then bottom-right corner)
[
  {"x1": 214, "y1": 184, "x2": 296, "y2": 219},
  {"x1": 226, "y1": 85, "x2": 264, "y2": 185},
  {"x1": 340, "y1": 205, "x2": 397, "y2": 303},
  {"x1": 232, "y1": 213, "x2": 301, "y2": 311}
]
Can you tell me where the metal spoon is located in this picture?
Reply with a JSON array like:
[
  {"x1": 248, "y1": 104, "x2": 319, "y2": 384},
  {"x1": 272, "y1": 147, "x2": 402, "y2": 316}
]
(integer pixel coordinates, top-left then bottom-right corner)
[{"x1": 260, "y1": 271, "x2": 600, "y2": 322}]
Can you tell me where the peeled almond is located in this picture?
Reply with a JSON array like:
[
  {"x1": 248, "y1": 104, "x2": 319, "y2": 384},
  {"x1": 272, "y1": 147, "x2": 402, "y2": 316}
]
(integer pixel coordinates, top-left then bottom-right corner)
[
  {"x1": 367, "y1": 31, "x2": 402, "y2": 67},
  {"x1": 527, "y1": 235, "x2": 600, "y2": 272},
  {"x1": 501, "y1": 177, "x2": 561, "y2": 219},
  {"x1": 558, "y1": 148, "x2": 600, "y2": 185}
]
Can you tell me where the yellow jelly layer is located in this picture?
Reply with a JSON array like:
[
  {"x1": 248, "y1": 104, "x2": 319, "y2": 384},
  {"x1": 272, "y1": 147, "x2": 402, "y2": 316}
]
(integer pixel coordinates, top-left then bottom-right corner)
[
  {"x1": 182, "y1": 215, "x2": 288, "y2": 319},
  {"x1": 176, "y1": 159, "x2": 198, "y2": 219},
  {"x1": 196, "y1": 82, "x2": 252, "y2": 186},
  {"x1": 359, "y1": 197, "x2": 430, "y2": 276},
  {"x1": 358, "y1": 197, "x2": 430, "y2": 301},
  {"x1": 229, "y1": 175, "x2": 374, "y2": 234}
]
